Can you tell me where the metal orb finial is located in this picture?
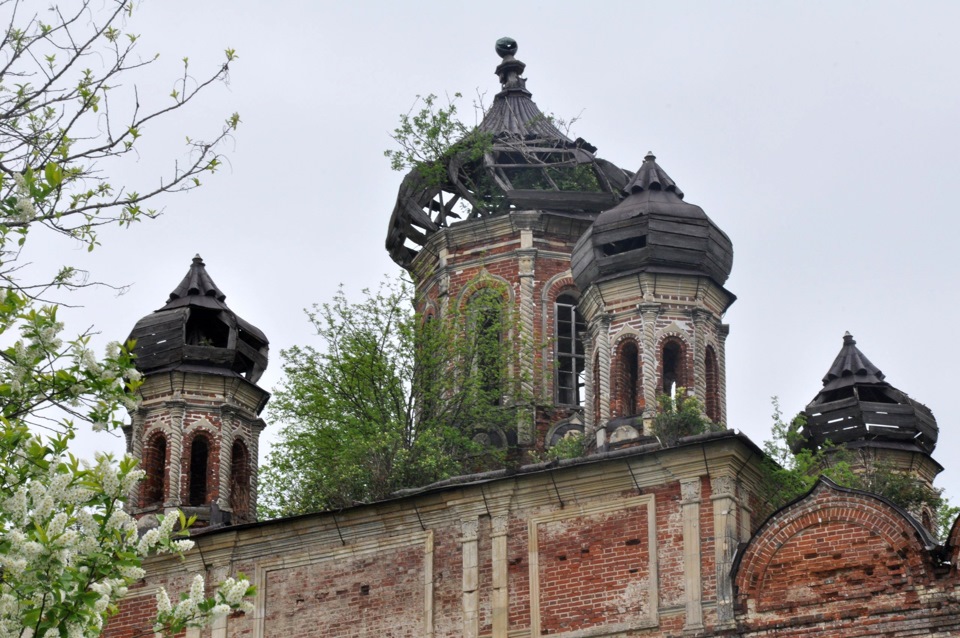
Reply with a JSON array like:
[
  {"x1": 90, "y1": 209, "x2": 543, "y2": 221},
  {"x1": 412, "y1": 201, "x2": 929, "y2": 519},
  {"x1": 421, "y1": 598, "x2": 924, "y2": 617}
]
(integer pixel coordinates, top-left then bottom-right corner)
[{"x1": 496, "y1": 37, "x2": 518, "y2": 58}]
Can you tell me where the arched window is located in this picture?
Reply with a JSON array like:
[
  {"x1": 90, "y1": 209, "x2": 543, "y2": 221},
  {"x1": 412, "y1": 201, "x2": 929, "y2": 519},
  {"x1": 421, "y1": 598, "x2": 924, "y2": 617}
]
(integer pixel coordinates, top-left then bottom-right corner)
[
  {"x1": 188, "y1": 434, "x2": 210, "y2": 506},
  {"x1": 705, "y1": 345, "x2": 720, "y2": 423},
  {"x1": 142, "y1": 434, "x2": 167, "y2": 507},
  {"x1": 618, "y1": 340, "x2": 641, "y2": 416},
  {"x1": 662, "y1": 339, "x2": 685, "y2": 395},
  {"x1": 470, "y1": 289, "x2": 504, "y2": 406},
  {"x1": 555, "y1": 293, "x2": 585, "y2": 405},
  {"x1": 230, "y1": 439, "x2": 251, "y2": 520}
]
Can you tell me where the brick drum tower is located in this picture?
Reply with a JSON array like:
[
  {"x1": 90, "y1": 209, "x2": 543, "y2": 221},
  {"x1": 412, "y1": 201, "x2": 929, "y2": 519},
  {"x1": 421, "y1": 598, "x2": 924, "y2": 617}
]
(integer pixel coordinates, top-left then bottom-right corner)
[
  {"x1": 386, "y1": 38, "x2": 633, "y2": 452},
  {"x1": 123, "y1": 255, "x2": 269, "y2": 528},
  {"x1": 571, "y1": 153, "x2": 735, "y2": 447}
]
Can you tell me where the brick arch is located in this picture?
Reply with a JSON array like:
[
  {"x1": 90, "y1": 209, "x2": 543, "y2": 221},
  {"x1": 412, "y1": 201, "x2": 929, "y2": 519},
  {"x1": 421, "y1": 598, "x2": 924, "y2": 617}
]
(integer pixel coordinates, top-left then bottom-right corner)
[
  {"x1": 735, "y1": 479, "x2": 935, "y2": 617},
  {"x1": 946, "y1": 511, "x2": 960, "y2": 569},
  {"x1": 454, "y1": 271, "x2": 514, "y2": 310},
  {"x1": 539, "y1": 271, "x2": 576, "y2": 305},
  {"x1": 229, "y1": 436, "x2": 252, "y2": 522},
  {"x1": 655, "y1": 333, "x2": 690, "y2": 395},
  {"x1": 610, "y1": 324, "x2": 642, "y2": 348},
  {"x1": 183, "y1": 427, "x2": 217, "y2": 507},
  {"x1": 612, "y1": 336, "x2": 643, "y2": 417},
  {"x1": 140, "y1": 430, "x2": 168, "y2": 508},
  {"x1": 419, "y1": 299, "x2": 439, "y2": 323}
]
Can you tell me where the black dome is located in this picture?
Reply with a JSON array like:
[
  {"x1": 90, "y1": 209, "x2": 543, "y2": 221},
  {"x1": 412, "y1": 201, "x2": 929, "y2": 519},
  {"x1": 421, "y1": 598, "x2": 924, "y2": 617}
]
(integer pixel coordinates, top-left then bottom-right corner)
[
  {"x1": 127, "y1": 256, "x2": 268, "y2": 383},
  {"x1": 797, "y1": 333, "x2": 937, "y2": 455},
  {"x1": 571, "y1": 153, "x2": 733, "y2": 291}
]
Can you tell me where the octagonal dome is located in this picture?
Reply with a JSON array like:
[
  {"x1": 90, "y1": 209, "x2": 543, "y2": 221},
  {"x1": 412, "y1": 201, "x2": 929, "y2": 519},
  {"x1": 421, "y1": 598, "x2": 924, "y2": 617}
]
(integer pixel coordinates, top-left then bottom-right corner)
[
  {"x1": 571, "y1": 152, "x2": 733, "y2": 292},
  {"x1": 796, "y1": 332, "x2": 937, "y2": 455},
  {"x1": 127, "y1": 255, "x2": 268, "y2": 383},
  {"x1": 386, "y1": 37, "x2": 631, "y2": 268}
]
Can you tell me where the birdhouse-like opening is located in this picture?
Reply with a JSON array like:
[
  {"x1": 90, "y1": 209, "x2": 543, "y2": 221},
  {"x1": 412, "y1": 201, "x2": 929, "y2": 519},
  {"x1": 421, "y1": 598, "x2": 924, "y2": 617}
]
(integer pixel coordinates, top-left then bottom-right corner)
[
  {"x1": 602, "y1": 236, "x2": 647, "y2": 257},
  {"x1": 185, "y1": 309, "x2": 229, "y2": 348}
]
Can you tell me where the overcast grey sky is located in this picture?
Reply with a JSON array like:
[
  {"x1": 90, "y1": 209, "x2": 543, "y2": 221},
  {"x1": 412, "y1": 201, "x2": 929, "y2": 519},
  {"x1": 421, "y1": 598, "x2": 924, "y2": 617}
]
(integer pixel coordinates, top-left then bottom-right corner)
[{"x1": 33, "y1": 1, "x2": 960, "y2": 508}]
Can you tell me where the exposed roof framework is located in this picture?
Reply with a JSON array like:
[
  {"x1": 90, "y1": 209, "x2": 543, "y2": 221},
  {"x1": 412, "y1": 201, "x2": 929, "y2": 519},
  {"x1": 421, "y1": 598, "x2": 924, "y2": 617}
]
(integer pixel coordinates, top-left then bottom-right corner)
[{"x1": 386, "y1": 38, "x2": 630, "y2": 268}]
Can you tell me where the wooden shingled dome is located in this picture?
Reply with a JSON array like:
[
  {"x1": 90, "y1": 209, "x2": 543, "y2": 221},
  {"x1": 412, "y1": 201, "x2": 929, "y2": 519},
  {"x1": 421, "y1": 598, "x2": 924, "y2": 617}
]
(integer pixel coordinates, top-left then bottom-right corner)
[
  {"x1": 796, "y1": 333, "x2": 937, "y2": 455},
  {"x1": 385, "y1": 38, "x2": 630, "y2": 268},
  {"x1": 127, "y1": 255, "x2": 268, "y2": 383},
  {"x1": 571, "y1": 152, "x2": 734, "y2": 292}
]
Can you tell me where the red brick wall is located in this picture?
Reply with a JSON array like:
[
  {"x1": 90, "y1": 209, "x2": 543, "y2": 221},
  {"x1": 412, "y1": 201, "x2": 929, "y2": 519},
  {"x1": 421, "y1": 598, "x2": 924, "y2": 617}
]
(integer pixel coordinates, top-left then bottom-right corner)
[
  {"x1": 735, "y1": 480, "x2": 949, "y2": 636},
  {"x1": 432, "y1": 523, "x2": 463, "y2": 636},
  {"x1": 412, "y1": 217, "x2": 588, "y2": 451},
  {"x1": 535, "y1": 503, "x2": 652, "y2": 633},
  {"x1": 261, "y1": 544, "x2": 425, "y2": 637}
]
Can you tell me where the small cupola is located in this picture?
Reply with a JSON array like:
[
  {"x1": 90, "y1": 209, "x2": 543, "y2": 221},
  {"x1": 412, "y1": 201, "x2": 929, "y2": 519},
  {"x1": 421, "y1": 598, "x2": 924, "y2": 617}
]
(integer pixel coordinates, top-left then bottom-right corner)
[
  {"x1": 127, "y1": 255, "x2": 269, "y2": 383},
  {"x1": 571, "y1": 152, "x2": 734, "y2": 292},
  {"x1": 386, "y1": 37, "x2": 630, "y2": 268},
  {"x1": 796, "y1": 332, "x2": 938, "y2": 456}
]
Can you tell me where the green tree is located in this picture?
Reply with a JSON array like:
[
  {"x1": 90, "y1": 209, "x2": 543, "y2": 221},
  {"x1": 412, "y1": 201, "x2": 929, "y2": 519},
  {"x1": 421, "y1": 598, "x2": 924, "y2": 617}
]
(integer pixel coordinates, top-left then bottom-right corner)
[
  {"x1": 650, "y1": 389, "x2": 723, "y2": 446},
  {"x1": 260, "y1": 276, "x2": 530, "y2": 518},
  {"x1": 0, "y1": 1, "x2": 251, "y2": 635}
]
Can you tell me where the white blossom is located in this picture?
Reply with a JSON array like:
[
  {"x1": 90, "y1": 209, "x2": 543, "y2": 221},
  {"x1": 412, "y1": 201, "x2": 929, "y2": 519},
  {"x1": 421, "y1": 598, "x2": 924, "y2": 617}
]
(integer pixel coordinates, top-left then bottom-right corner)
[{"x1": 156, "y1": 588, "x2": 172, "y2": 615}]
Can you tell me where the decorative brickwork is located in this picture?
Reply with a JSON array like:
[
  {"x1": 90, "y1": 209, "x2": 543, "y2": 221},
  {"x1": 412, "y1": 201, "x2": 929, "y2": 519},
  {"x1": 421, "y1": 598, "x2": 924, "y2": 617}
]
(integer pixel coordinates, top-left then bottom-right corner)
[
  {"x1": 124, "y1": 371, "x2": 267, "y2": 528},
  {"x1": 734, "y1": 479, "x2": 956, "y2": 636}
]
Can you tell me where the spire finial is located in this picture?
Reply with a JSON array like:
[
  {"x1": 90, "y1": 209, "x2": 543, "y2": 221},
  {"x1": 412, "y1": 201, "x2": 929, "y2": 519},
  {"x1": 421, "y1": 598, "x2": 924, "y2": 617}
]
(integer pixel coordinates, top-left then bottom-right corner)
[
  {"x1": 495, "y1": 37, "x2": 517, "y2": 59},
  {"x1": 843, "y1": 331, "x2": 855, "y2": 345},
  {"x1": 192, "y1": 254, "x2": 204, "y2": 265},
  {"x1": 644, "y1": 151, "x2": 657, "y2": 162},
  {"x1": 493, "y1": 37, "x2": 528, "y2": 95}
]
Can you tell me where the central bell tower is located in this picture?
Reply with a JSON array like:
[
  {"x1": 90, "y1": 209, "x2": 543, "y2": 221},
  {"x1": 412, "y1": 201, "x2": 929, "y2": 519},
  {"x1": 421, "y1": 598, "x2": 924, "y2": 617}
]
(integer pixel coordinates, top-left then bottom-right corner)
[
  {"x1": 385, "y1": 39, "x2": 737, "y2": 456},
  {"x1": 386, "y1": 38, "x2": 632, "y2": 453}
]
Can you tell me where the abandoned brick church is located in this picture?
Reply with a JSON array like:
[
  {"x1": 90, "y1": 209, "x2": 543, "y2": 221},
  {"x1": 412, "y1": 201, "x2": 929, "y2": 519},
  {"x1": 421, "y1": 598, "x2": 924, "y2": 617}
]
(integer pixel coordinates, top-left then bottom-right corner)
[{"x1": 104, "y1": 39, "x2": 960, "y2": 637}]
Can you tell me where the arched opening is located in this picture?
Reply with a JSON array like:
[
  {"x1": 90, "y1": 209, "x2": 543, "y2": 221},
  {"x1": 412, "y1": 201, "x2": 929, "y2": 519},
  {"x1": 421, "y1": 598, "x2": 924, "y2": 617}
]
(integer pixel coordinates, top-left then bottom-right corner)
[
  {"x1": 185, "y1": 308, "x2": 230, "y2": 348},
  {"x1": 618, "y1": 340, "x2": 641, "y2": 416},
  {"x1": 188, "y1": 434, "x2": 210, "y2": 506},
  {"x1": 662, "y1": 339, "x2": 684, "y2": 395},
  {"x1": 470, "y1": 289, "x2": 505, "y2": 407},
  {"x1": 705, "y1": 345, "x2": 720, "y2": 423},
  {"x1": 142, "y1": 434, "x2": 167, "y2": 508},
  {"x1": 555, "y1": 293, "x2": 585, "y2": 405},
  {"x1": 230, "y1": 439, "x2": 251, "y2": 521}
]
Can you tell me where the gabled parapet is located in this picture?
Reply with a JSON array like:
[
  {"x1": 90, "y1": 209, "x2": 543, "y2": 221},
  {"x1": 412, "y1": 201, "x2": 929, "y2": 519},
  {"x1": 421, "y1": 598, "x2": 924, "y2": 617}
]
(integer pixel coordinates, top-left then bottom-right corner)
[{"x1": 733, "y1": 478, "x2": 952, "y2": 635}]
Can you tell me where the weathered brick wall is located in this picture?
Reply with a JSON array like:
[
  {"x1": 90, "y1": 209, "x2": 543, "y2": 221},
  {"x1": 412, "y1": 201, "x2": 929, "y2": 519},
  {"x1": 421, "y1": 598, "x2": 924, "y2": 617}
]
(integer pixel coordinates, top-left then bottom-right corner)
[
  {"x1": 536, "y1": 501, "x2": 652, "y2": 633},
  {"x1": 410, "y1": 212, "x2": 591, "y2": 452},
  {"x1": 735, "y1": 479, "x2": 958, "y2": 637},
  {"x1": 107, "y1": 436, "x2": 960, "y2": 638},
  {"x1": 432, "y1": 523, "x2": 463, "y2": 636},
  {"x1": 128, "y1": 372, "x2": 266, "y2": 524},
  {"x1": 260, "y1": 544, "x2": 425, "y2": 637}
]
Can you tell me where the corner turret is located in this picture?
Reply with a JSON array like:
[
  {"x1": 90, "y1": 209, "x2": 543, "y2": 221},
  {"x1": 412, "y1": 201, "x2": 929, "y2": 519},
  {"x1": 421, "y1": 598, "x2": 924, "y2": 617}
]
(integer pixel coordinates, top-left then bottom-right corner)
[{"x1": 124, "y1": 256, "x2": 269, "y2": 529}]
